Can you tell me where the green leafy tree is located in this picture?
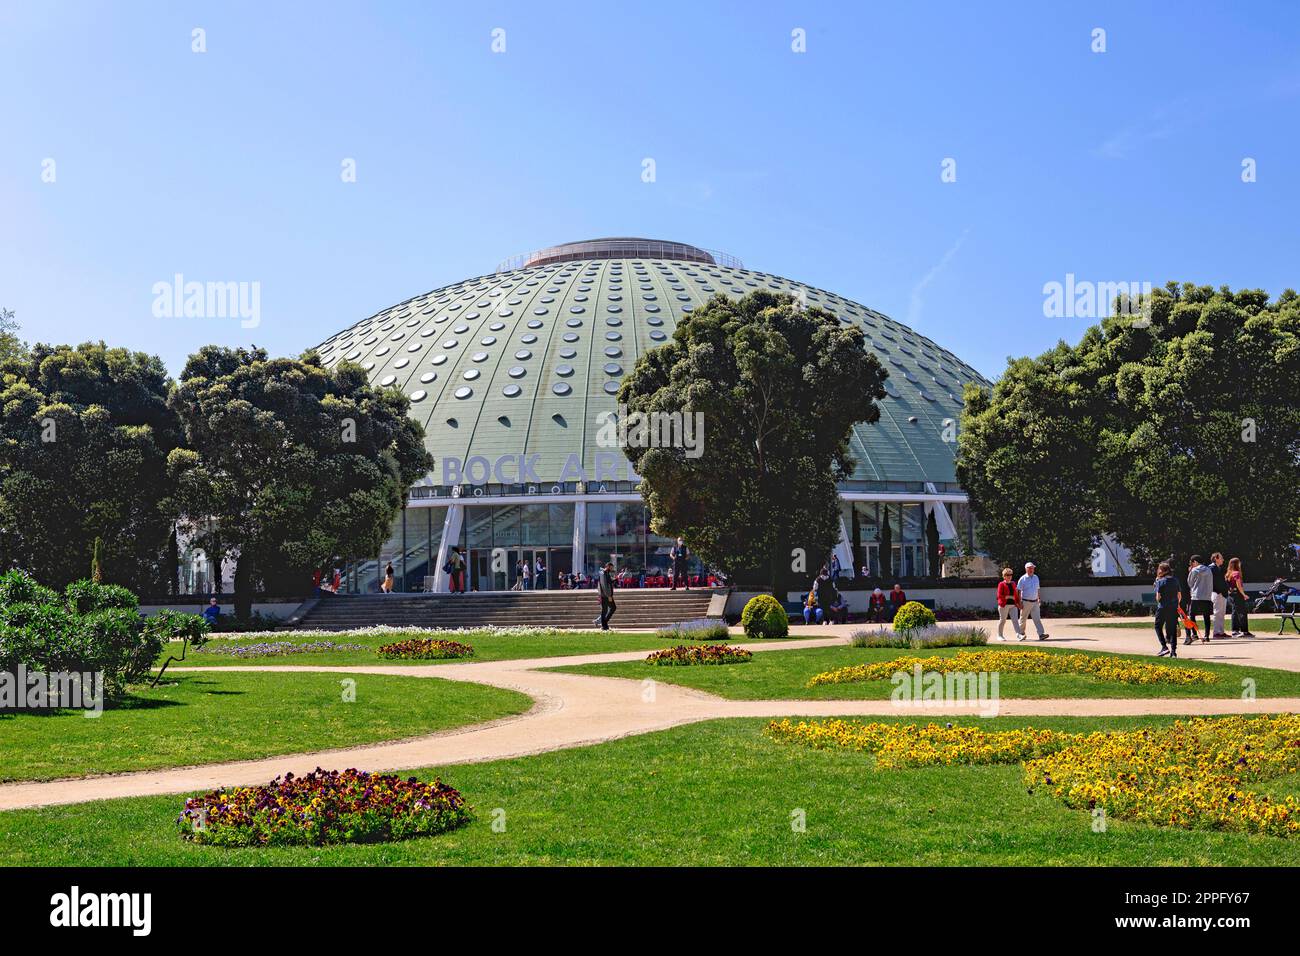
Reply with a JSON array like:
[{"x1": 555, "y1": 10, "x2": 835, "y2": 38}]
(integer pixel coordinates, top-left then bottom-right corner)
[
  {"x1": 618, "y1": 291, "x2": 887, "y2": 593},
  {"x1": 165, "y1": 347, "x2": 431, "y2": 619},
  {"x1": 0, "y1": 308, "x2": 26, "y2": 365},
  {"x1": 958, "y1": 283, "x2": 1300, "y2": 575},
  {"x1": 0, "y1": 342, "x2": 181, "y2": 590}
]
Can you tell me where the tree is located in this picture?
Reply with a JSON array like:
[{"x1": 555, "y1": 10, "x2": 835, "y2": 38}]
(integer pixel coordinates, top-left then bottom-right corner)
[
  {"x1": 0, "y1": 342, "x2": 182, "y2": 590},
  {"x1": 618, "y1": 290, "x2": 887, "y2": 593},
  {"x1": 958, "y1": 283, "x2": 1300, "y2": 575},
  {"x1": 0, "y1": 307, "x2": 27, "y2": 365},
  {"x1": 166, "y1": 347, "x2": 431, "y2": 620}
]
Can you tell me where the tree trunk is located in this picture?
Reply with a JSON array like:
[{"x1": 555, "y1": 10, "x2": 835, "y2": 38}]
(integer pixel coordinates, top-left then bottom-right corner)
[{"x1": 234, "y1": 552, "x2": 254, "y2": 622}]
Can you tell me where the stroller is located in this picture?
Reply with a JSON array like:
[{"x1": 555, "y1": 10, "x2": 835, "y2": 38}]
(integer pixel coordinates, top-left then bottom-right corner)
[{"x1": 1254, "y1": 578, "x2": 1300, "y2": 614}]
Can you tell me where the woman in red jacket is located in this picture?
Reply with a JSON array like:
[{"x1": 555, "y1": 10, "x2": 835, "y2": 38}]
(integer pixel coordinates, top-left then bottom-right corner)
[{"x1": 996, "y1": 567, "x2": 1023, "y2": 641}]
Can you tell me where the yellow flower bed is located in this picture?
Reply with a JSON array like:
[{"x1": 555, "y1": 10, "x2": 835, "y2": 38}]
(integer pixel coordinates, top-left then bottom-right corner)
[
  {"x1": 1027, "y1": 715, "x2": 1300, "y2": 838},
  {"x1": 807, "y1": 649, "x2": 1219, "y2": 687},
  {"x1": 765, "y1": 718, "x2": 1071, "y2": 769},
  {"x1": 765, "y1": 715, "x2": 1300, "y2": 837}
]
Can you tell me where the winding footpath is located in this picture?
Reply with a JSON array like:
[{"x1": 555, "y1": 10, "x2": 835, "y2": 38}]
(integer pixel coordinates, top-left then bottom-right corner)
[{"x1": 1, "y1": 619, "x2": 1297, "y2": 812}]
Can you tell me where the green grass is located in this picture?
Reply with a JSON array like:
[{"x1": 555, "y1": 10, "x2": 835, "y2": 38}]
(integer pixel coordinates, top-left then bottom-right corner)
[
  {"x1": 2, "y1": 715, "x2": 1298, "y2": 866},
  {"x1": 0, "y1": 671, "x2": 530, "y2": 782},
  {"x1": 551, "y1": 644, "x2": 1300, "y2": 700},
  {"x1": 157, "y1": 628, "x2": 797, "y2": 668}
]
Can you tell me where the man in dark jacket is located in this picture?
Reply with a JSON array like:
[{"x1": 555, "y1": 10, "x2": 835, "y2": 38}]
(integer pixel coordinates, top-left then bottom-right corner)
[{"x1": 596, "y1": 562, "x2": 617, "y2": 631}]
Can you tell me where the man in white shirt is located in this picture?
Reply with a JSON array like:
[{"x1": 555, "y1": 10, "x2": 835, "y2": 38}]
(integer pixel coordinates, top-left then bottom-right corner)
[{"x1": 1017, "y1": 562, "x2": 1049, "y2": 641}]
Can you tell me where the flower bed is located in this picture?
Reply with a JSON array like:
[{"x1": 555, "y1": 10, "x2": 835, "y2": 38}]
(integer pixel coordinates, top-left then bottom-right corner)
[
  {"x1": 808, "y1": 649, "x2": 1219, "y2": 687},
  {"x1": 766, "y1": 715, "x2": 1300, "y2": 837},
  {"x1": 1027, "y1": 715, "x2": 1300, "y2": 838},
  {"x1": 177, "y1": 768, "x2": 472, "y2": 846},
  {"x1": 766, "y1": 718, "x2": 1073, "y2": 769},
  {"x1": 377, "y1": 638, "x2": 475, "y2": 660},
  {"x1": 194, "y1": 640, "x2": 367, "y2": 659},
  {"x1": 645, "y1": 644, "x2": 753, "y2": 666}
]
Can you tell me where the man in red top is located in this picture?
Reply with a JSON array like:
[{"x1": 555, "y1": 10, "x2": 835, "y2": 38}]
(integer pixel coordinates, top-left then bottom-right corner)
[{"x1": 888, "y1": 583, "x2": 907, "y2": 620}]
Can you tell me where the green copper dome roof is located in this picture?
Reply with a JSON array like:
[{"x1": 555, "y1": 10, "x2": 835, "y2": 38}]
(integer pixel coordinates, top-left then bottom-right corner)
[{"x1": 311, "y1": 241, "x2": 989, "y2": 490}]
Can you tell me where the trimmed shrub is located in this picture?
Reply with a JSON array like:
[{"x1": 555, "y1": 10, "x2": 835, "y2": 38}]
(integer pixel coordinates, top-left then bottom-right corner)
[
  {"x1": 656, "y1": 618, "x2": 730, "y2": 643},
  {"x1": 0, "y1": 571, "x2": 208, "y2": 702},
  {"x1": 891, "y1": 600, "x2": 937, "y2": 632},
  {"x1": 741, "y1": 594, "x2": 789, "y2": 640}
]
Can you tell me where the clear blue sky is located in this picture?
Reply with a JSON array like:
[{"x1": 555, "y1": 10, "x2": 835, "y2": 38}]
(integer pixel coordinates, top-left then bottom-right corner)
[{"x1": 3, "y1": 0, "x2": 1297, "y2": 379}]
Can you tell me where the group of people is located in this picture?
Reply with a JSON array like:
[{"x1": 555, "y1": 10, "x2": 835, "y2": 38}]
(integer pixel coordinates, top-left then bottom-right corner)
[
  {"x1": 993, "y1": 562, "x2": 1050, "y2": 641},
  {"x1": 1152, "y1": 553, "x2": 1255, "y2": 657},
  {"x1": 510, "y1": 556, "x2": 547, "y2": 591}
]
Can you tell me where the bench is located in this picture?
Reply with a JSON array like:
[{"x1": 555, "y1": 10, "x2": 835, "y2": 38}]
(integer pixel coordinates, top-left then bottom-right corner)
[{"x1": 1280, "y1": 595, "x2": 1300, "y2": 635}]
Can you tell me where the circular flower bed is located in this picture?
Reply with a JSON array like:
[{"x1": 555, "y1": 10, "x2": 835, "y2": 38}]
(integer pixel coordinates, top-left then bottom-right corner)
[
  {"x1": 645, "y1": 644, "x2": 753, "y2": 666},
  {"x1": 195, "y1": 640, "x2": 367, "y2": 659},
  {"x1": 807, "y1": 649, "x2": 1219, "y2": 687},
  {"x1": 766, "y1": 716, "x2": 1300, "y2": 837},
  {"x1": 377, "y1": 638, "x2": 475, "y2": 660},
  {"x1": 177, "y1": 768, "x2": 472, "y2": 846}
]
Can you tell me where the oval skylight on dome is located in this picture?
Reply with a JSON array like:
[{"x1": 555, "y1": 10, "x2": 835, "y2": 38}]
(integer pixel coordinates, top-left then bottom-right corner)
[
  {"x1": 603, "y1": 381, "x2": 620, "y2": 394},
  {"x1": 420, "y1": 372, "x2": 436, "y2": 384},
  {"x1": 604, "y1": 363, "x2": 623, "y2": 375},
  {"x1": 409, "y1": 390, "x2": 427, "y2": 402},
  {"x1": 515, "y1": 349, "x2": 532, "y2": 360},
  {"x1": 552, "y1": 383, "x2": 572, "y2": 396},
  {"x1": 503, "y1": 384, "x2": 522, "y2": 397},
  {"x1": 454, "y1": 386, "x2": 473, "y2": 399},
  {"x1": 379, "y1": 374, "x2": 397, "y2": 386},
  {"x1": 431, "y1": 354, "x2": 448, "y2": 365}
]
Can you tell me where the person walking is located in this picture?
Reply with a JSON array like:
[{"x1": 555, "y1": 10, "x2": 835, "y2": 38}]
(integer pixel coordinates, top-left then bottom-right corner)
[
  {"x1": 1226, "y1": 557, "x2": 1255, "y2": 637},
  {"x1": 830, "y1": 553, "x2": 842, "y2": 583},
  {"x1": 1153, "y1": 561, "x2": 1181, "y2": 657},
  {"x1": 522, "y1": 558, "x2": 532, "y2": 591},
  {"x1": 1185, "y1": 555, "x2": 1214, "y2": 645},
  {"x1": 1016, "y1": 562, "x2": 1049, "y2": 640},
  {"x1": 381, "y1": 562, "x2": 395, "y2": 594},
  {"x1": 535, "y1": 555, "x2": 546, "y2": 590},
  {"x1": 1210, "y1": 552, "x2": 1230, "y2": 638},
  {"x1": 996, "y1": 567, "x2": 1023, "y2": 641},
  {"x1": 596, "y1": 561, "x2": 617, "y2": 631},
  {"x1": 670, "y1": 537, "x2": 690, "y2": 590}
]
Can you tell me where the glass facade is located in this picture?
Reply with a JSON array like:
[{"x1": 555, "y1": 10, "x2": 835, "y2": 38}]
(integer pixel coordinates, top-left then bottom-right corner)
[{"x1": 351, "y1": 497, "x2": 974, "y2": 592}]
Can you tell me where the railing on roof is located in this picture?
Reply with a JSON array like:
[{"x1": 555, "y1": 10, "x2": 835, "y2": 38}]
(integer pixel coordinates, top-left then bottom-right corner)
[{"x1": 495, "y1": 238, "x2": 743, "y2": 273}]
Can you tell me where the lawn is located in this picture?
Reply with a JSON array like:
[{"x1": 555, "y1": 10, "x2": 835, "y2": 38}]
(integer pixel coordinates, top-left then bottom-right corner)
[
  {"x1": 0, "y1": 671, "x2": 530, "y2": 782},
  {"x1": 155, "y1": 628, "x2": 789, "y2": 668},
  {"x1": 551, "y1": 644, "x2": 1300, "y2": 700},
  {"x1": 2, "y1": 715, "x2": 1298, "y2": 866}
]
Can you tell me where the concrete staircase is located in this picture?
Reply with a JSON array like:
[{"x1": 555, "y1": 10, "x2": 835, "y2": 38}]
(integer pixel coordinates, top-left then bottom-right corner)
[{"x1": 293, "y1": 588, "x2": 720, "y2": 631}]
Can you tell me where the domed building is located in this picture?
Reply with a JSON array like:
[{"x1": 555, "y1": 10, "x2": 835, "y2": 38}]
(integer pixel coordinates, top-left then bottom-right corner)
[{"x1": 311, "y1": 238, "x2": 990, "y2": 592}]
